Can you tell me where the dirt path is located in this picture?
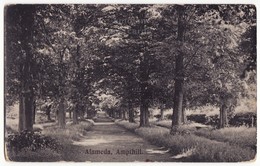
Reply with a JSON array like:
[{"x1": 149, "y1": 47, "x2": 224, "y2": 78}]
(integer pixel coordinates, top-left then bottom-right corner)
[{"x1": 61, "y1": 112, "x2": 175, "y2": 162}]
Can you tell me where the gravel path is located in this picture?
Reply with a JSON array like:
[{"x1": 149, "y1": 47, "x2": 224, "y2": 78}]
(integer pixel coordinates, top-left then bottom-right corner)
[{"x1": 62, "y1": 112, "x2": 175, "y2": 162}]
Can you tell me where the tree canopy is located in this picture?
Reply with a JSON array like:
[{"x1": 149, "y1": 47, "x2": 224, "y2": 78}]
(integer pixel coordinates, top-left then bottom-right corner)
[{"x1": 5, "y1": 4, "x2": 256, "y2": 130}]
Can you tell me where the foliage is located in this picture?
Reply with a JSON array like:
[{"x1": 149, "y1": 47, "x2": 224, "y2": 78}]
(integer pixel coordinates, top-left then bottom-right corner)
[
  {"x1": 5, "y1": 4, "x2": 256, "y2": 128},
  {"x1": 6, "y1": 130, "x2": 61, "y2": 153}
]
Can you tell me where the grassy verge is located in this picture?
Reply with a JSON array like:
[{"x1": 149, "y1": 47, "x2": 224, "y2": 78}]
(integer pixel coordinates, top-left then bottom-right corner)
[
  {"x1": 194, "y1": 126, "x2": 256, "y2": 150},
  {"x1": 6, "y1": 120, "x2": 94, "y2": 162},
  {"x1": 116, "y1": 120, "x2": 256, "y2": 162},
  {"x1": 43, "y1": 120, "x2": 94, "y2": 143},
  {"x1": 152, "y1": 120, "x2": 256, "y2": 150}
]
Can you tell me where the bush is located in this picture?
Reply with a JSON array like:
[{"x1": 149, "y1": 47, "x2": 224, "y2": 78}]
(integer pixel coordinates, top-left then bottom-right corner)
[
  {"x1": 7, "y1": 130, "x2": 61, "y2": 153},
  {"x1": 229, "y1": 112, "x2": 256, "y2": 127},
  {"x1": 165, "y1": 114, "x2": 172, "y2": 120}
]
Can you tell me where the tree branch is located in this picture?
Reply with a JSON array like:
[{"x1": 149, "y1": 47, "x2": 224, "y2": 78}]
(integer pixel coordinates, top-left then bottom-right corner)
[{"x1": 184, "y1": 44, "x2": 203, "y2": 69}]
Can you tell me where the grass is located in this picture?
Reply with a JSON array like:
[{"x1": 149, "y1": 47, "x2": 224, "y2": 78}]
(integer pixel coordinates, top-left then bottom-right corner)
[
  {"x1": 6, "y1": 120, "x2": 94, "y2": 162},
  {"x1": 42, "y1": 121, "x2": 94, "y2": 143},
  {"x1": 152, "y1": 120, "x2": 256, "y2": 150},
  {"x1": 115, "y1": 120, "x2": 139, "y2": 132},
  {"x1": 194, "y1": 126, "x2": 257, "y2": 150},
  {"x1": 6, "y1": 148, "x2": 63, "y2": 162},
  {"x1": 116, "y1": 120, "x2": 256, "y2": 162}
]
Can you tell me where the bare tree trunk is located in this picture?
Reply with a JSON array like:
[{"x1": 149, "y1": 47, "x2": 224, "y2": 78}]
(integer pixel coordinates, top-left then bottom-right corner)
[{"x1": 171, "y1": 5, "x2": 185, "y2": 133}]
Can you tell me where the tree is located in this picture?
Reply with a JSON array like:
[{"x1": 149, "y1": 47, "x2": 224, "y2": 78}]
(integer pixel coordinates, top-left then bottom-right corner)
[
  {"x1": 171, "y1": 5, "x2": 185, "y2": 130},
  {"x1": 5, "y1": 5, "x2": 37, "y2": 131},
  {"x1": 156, "y1": 5, "x2": 256, "y2": 130},
  {"x1": 100, "y1": 4, "x2": 175, "y2": 126}
]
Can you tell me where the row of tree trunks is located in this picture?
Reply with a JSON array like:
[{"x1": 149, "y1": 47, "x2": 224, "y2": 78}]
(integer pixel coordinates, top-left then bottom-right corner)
[{"x1": 107, "y1": 108, "x2": 131, "y2": 121}]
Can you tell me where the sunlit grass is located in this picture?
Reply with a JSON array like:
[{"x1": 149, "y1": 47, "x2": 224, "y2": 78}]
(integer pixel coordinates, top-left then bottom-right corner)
[
  {"x1": 43, "y1": 121, "x2": 94, "y2": 143},
  {"x1": 116, "y1": 121, "x2": 256, "y2": 162},
  {"x1": 194, "y1": 126, "x2": 256, "y2": 149}
]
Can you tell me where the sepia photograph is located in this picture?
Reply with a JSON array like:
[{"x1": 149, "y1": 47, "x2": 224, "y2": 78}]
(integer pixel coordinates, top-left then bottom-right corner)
[{"x1": 3, "y1": 3, "x2": 257, "y2": 162}]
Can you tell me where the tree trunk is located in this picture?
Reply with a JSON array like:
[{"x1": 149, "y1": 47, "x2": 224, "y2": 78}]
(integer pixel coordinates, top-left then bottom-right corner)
[
  {"x1": 33, "y1": 100, "x2": 36, "y2": 124},
  {"x1": 69, "y1": 108, "x2": 72, "y2": 119},
  {"x1": 46, "y1": 105, "x2": 52, "y2": 121},
  {"x1": 46, "y1": 110, "x2": 51, "y2": 121},
  {"x1": 182, "y1": 108, "x2": 187, "y2": 124},
  {"x1": 251, "y1": 116, "x2": 254, "y2": 127},
  {"x1": 127, "y1": 95, "x2": 134, "y2": 122},
  {"x1": 73, "y1": 103, "x2": 78, "y2": 124},
  {"x1": 219, "y1": 104, "x2": 229, "y2": 128},
  {"x1": 47, "y1": 112, "x2": 51, "y2": 121},
  {"x1": 219, "y1": 94, "x2": 233, "y2": 128},
  {"x1": 87, "y1": 109, "x2": 93, "y2": 119},
  {"x1": 139, "y1": 52, "x2": 150, "y2": 127},
  {"x1": 18, "y1": 96, "x2": 25, "y2": 131},
  {"x1": 159, "y1": 104, "x2": 165, "y2": 121},
  {"x1": 81, "y1": 109, "x2": 85, "y2": 120},
  {"x1": 78, "y1": 105, "x2": 84, "y2": 120},
  {"x1": 171, "y1": 5, "x2": 185, "y2": 132},
  {"x1": 18, "y1": 5, "x2": 36, "y2": 132},
  {"x1": 58, "y1": 98, "x2": 66, "y2": 128},
  {"x1": 128, "y1": 107, "x2": 135, "y2": 122},
  {"x1": 123, "y1": 109, "x2": 127, "y2": 120},
  {"x1": 119, "y1": 110, "x2": 123, "y2": 119},
  {"x1": 112, "y1": 110, "x2": 116, "y2": 118}
]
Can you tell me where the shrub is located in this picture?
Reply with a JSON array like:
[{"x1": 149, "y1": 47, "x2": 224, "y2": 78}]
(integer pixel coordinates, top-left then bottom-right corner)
[
  {"x1": 229, "y1": 112, "x2": 256, "y2": 127},
  {"x1": 6, "y1": 130, "x2": 61, "y2": 154}
]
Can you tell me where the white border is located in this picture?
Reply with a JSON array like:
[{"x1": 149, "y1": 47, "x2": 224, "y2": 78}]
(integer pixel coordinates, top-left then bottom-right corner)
[{"x1": 1, "y1": 1, "x2": 259, "y2": 166}]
